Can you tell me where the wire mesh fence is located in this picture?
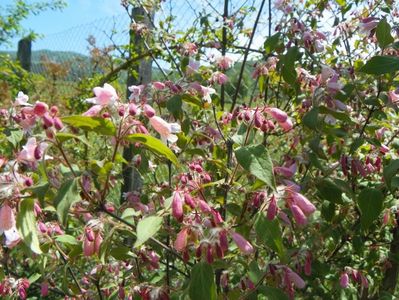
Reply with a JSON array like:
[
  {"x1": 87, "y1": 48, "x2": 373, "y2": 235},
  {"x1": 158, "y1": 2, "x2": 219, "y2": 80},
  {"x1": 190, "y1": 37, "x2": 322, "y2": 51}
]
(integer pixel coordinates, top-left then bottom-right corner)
[{"x1": 6, "y1": 0, "x2": 272, "y2": 104}]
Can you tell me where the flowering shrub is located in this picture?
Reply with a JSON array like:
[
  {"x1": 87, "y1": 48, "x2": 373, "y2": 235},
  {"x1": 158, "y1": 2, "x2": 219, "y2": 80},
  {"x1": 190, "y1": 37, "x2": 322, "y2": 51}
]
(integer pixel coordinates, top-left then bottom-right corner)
[{"x1": 1, "y1": 0, "x2": 399, "y2": 299}]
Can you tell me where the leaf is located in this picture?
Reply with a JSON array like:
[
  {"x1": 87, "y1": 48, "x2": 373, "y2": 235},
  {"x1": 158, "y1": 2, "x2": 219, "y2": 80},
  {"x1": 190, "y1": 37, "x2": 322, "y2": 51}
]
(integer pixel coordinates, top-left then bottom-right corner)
[
  {"x1": 264, "y1": 33, "x2": 282, "y2": 53},
  {"x1": 62, "y1": 116, "x2": 116, "y2": 136},
  {"x1": 56, "y1": 132, "x2": 91, "y2": 147},
  {"x1": 358, "y1": 188, "x2": 384, "y2": 230},
  {"x1": 55, "y1": 235, "x2": 78, "y2": 245},
  {"x1": 255, "y1": 214, "x2": 285, "y2": 260},
  {"x1": 16, "y1": 198, "x2": 42, "y2": 254},
  {"x1": 383, "y1": 159, "x2": 399, "y2": 190},
  {"x1": 134, "y1": 215, "x2": 163, "y2": 248},
  {"x1": 235, "y1": 144, "x2": 275, "y2": 189},
  {"x1": 166, "y1": 95, "x2": 182, "y2": 117},
  {"x1": 359, "y1": 56, "x2": 399, "y2": 75},
  {"x1": 303, "y1": 107, "x2": 319, "y2": 129},
  {"x1": 316, "y1": 179, "x2": 343, "y2": 204},
  {"x1": 376, "y1": 19, "x2": 394, "y2": 48},
  {"x1": 189, "y1": 262, "x2": 217, "y2": 300},
  {"x1": 54, "y1": 178, "x2": 79, "y2": 226},
  {"x1": 258, "y1": 286, "x2": 290, "y2": 300},
  {"x1": 125, "y1": 134, "x2": 179, "y2": 167},
  {"x1": 5, "y1": 128, "x2": 23, "y2": 147}
]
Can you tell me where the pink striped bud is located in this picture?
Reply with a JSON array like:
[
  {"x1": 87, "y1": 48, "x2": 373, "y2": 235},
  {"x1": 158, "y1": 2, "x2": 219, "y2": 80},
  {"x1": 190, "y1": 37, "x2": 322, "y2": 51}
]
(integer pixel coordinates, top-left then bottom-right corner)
[
  {"x1": 38, "y1": 222, "x2": 47, "y2": 234},
  {"x1": 198, "y1": 200, "x2": 212, "y2": 213},
  {"x1": 279, "y1": 118, "x2": 293, "y2": 131},
  {"x1": 143, "y1": 104, "x2": 155, "y2": 118},
  {"x1": 42, "y1": 113, "x2": 54, "y2": 128},
  {"x1": 34, "y1": 146, "x2": 42, "y2": 160},
  {"x1": 206, "y1": 245, "x2": 214, "y2": 264},
  {"x1": 83, "y1": 238, "x2": 95, "y2": 256},
  {"x1": 291, "y1": 192, "x2": 316, "y2": 215},
  {"x1": 33, "y1": 101, "x2": 48, "y2": 117},
  {"x1": 267, "y1": 195, "x2": 278, "y2": 221},
  {"x1": 128, "y1": 103, "x2": 139, "y2": 116},
  {"x1": 41, "y1": 282, "x2": 49, "y2": 297},
  {"x1": 184, "y1": 193, "x2": 196, "y2": 209},
  {"x1": 0, "y1": 204, "x2": 15, "y2": 231},
  {"x1": 266, "y1": 107, "x2": 288, "y2": 123},
  {"x1": 34, "y1": 202, "x2": 42, "y2": 216},
  {"x1": 174, "y1": 228, "x2": 188, "y2": 251},
  {"x1": 340, "y1": 272, "x2": 349, "y2": 288},
  {"x1": 54, "y1": 117, "x2": 64, "y2": 130},
  {"x1": 254, "y1": 111, "x2": 263, "y2": 128},
  {"x1": 85, "y1": 228, "x2": 95, "y2": 242},
  {"x1": 172, "y1": 191, "x2": 184, "y2": 222},
  {"x1": 231, "y1": 232, "x2": 254, "y2": 255},
  {"x1": 153, "y1": 81, "x2": 166, "y2": 90},
  {"x1": 219, "y1": 230, "x2": 229, "y2": 251},
  {"x1": 287, "y1": 268, "x2": 306, "y2": 289},
  {"x1": 94, "y1": 233, "x2": 103, "y2": 254},
  {"x1": 290, "y1": 204, "x2": 308, "y2": 225}
]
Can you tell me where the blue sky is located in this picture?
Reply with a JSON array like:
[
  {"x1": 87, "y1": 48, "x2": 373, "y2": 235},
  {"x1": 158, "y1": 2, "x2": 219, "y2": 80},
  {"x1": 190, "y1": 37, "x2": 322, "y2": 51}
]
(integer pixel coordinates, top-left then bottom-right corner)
[{"x1": 1, "y1": 0, "x2": 125, "y2": 50}]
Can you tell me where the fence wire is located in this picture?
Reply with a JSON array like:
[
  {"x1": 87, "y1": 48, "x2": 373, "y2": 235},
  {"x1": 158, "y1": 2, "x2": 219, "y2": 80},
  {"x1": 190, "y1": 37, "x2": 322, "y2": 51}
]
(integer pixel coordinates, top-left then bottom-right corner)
[{"x1": 8, "y1": 0, "x2": 272, "y2": 103}]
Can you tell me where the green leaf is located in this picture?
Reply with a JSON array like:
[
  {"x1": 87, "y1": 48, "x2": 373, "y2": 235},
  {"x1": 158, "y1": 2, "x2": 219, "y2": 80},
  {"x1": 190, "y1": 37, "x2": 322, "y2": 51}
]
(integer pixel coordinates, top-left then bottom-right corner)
[
  {"x1": 62, "y1": 116, "x2": 116, "y2": 136},
  {"x1": 167, "y1": 95, "x2": 182, "y2": 117},
  {"x1": 359, "y1": 56, "x2": 399, "y2": 75},
  {"x1": 16, "y1": 198, "x2": 42, "y2": 254},
  {"x1": 358, "y1": 188, "x2": 384, "y2": 230},
  {"x1": 189, "y1": 262, "x2": 217, "y2": 300},
  {"x1": 303, "y1": 107, "x2": 319, "y2": 129},
  {"x1": 56, "y1": 132, "x2": 91, "y2": 147},
  {"x1": 255, "y1": 213, "x2": 285, "y2": 260},
  {"x1": 54, "y1": 178, "x2": 79, "y2": 226},
  {"x1": 383, "y1": 159, "x2": 399, "y2": 190},
  {"x1": 316, "y1": 179, "x2": 343, "y2": 204},
  {"x1": 258, "y1": 286, "x2": 290, "y2": 300},
  {"x1": 125, "y1": 134, "x2": 179, "y2": 167},
  {"x1": 235, "y1": 144, "x2": 275, "y2": 189},
  {"x1": 55, "y1": 235, "x2": 78, "y2": 245},
  {"x1": 5, "y1": 128, "x2": 23, "y2": 147},
  {"x1": 376, "y1": 19, "x2": 394, "y2": 48},
  {"x1": 264, "y1": 33, "x2": 281, "y2": 53},
  {"x1": 134, "y1": 215, "x2": 163, "y2": 248}
]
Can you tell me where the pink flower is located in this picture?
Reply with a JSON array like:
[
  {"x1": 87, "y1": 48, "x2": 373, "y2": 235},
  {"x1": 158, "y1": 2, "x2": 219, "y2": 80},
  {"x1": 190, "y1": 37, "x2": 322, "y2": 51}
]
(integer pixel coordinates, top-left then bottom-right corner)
[
  {"x1": 143, "y1": 104, "x2": 155, "y2": 118},
  {"x1": 128, "y1": 85, "x2": 144, "y2": 102},
  {"x1": 41, "y1": 282, "x2": 49, "y2": 297},
  {"x1": 231, "y1": 232, "x2": 254, "y2": 255},
  {"x1": 181, "y1": 42, "x2": 198, "y2": 56},
  {"x1": 14, "y1": 91, "x2": 30, "y2": 106},
  {"x1": 279, "y1": 118, "x2": 293, "y2": 131},
  {"x1": 4, "y1": 227, "x2": 20, "y2": 248},
  {"x1": 216, "y1": 56, "x2": 233, "y2": 70},
  {"x1": 172, "y1": 191, "x2": 184, "y2": 222},
  {"x1": 83, "y1": 237, "x2": 95, "y2": 256},
  {"x1": 86, "y1": 83, "x2": 118, "y2": 106},
  {"x1": 388, "y1": 90, "x2": 399, "y2": 105},
  {"x1": 18, "y1": 138, "x2": 49, "y2": 163},
  {"x1": 83, "y1": 104, "x2": 103, "y2": 117},
  {"x1": 340, "y1": 272, "x2": 349, "y2": 288},
  {"x1": 210, "y1": 72, "x2": 229, "y2": 85},
  {"x1": 149, "y1": 116, "x2": 181, "y2": 143},
  {"x1": 320, "y1": 65, "x2": 335, "y2": 83},
  {"x1": 359, "y1": 17, "x2": 378, "y2": 36},
  {"x1": 0, "y1": 204, "x2": 15, "y2": 232}
]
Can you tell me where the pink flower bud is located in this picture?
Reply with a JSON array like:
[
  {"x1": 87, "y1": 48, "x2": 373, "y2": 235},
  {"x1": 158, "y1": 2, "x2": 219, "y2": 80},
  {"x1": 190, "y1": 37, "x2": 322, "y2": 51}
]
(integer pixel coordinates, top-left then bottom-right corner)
[
  {"x1": 54, "y1": 117, "x2": 64, "y2": 130},
  {"x1": 231, "y1": 232, "x2": 254, "y2": 255},
  {"x1": 33, "y1": 101, "x2": 48, "y2": 117},
  {"x1": 50, "y1": 105, "x2": 59, "y2": 115},
  {"x1": 198, "y1": 200, "x2": 212, "y2": 213},
  {"x1": 174, "y1": 228, "x2": 188, "y2": 251},
  {"x1": 41, "y1": 282, "x2": 49, "y2": 297},
  {"x1": 219, "y1": 230, "x2": 229, "y2": 251},
  {"x1": 291, "y1": 192, "x2": 316, "y2": 215},
  {"x1": 340, "y1": 272, "x2": 349, "y2": 288},
  {"x1": 128, "y1": 103, "x2": 139, "y2": 116},
  {"x1": 25, "y1": 177, "x2": 34, "y2": 187},
  {"x1": 287, "y1": 269, "x2": 306, "y2": 289},
  {"x1": 279, "y1": 118, "x2": 293, "y2": 131},
  {"x1": 83, "y1": 238, "x2": 95, "y2": 256},
  {"x1": 153, "y1": 81, "x2": 166, "y2": 90},
  {"x1": 206, "y1": 245, "x2": 214, "y2": 264},
  {"x1": 290, "y1": 204, "x2": 308, "y2": 225},
  {"x1": 95, "y1": 233, "x2": 103, "y2": 254},
  {"x1": 0, "y1": 204, "x2": 15, "y2": 231},
  {"x1": 143, "y1": 104, "x2": 155, "y2": 118},
  {"x1": 304, "y1": 253, "x2": 312, "y2": 276},
  {"x1": 85, "y1": 228, "x2": 95, "y2": 242},
  {"x1": 38, "y1": 222, "x2": 47, "y2": 234},
  {"x1": 266, "y1": 107, "x2": 288, "y2": 123},
  {"x1": 34, "y1": 146, "x2": 42, "y2": 160},
  {"x1": 172, "y1": 191, "x2": 184, "y2": 222},
  {"x1": 267, "y1": 195, "x2": 278, "y2": 221},
  {"x1": 184, "y1": 193, "x2": 196, "y2": 209},
  {"x1": 42, "y1": 113, "x2": 54, "y2": 128},
  {"x1": 34, "y1": 202, "x2": 42, "y2": 216}
]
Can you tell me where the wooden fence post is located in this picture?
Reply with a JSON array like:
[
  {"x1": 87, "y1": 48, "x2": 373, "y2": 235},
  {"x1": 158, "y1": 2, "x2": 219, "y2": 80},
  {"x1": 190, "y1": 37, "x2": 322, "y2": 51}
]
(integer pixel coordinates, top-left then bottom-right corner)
[
  {"x1": 120, "y1": 6, "x2": 153, "y2": 202},
  {"x1": 17, "y1": 37, "x2": 32, "y2": 72}
]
